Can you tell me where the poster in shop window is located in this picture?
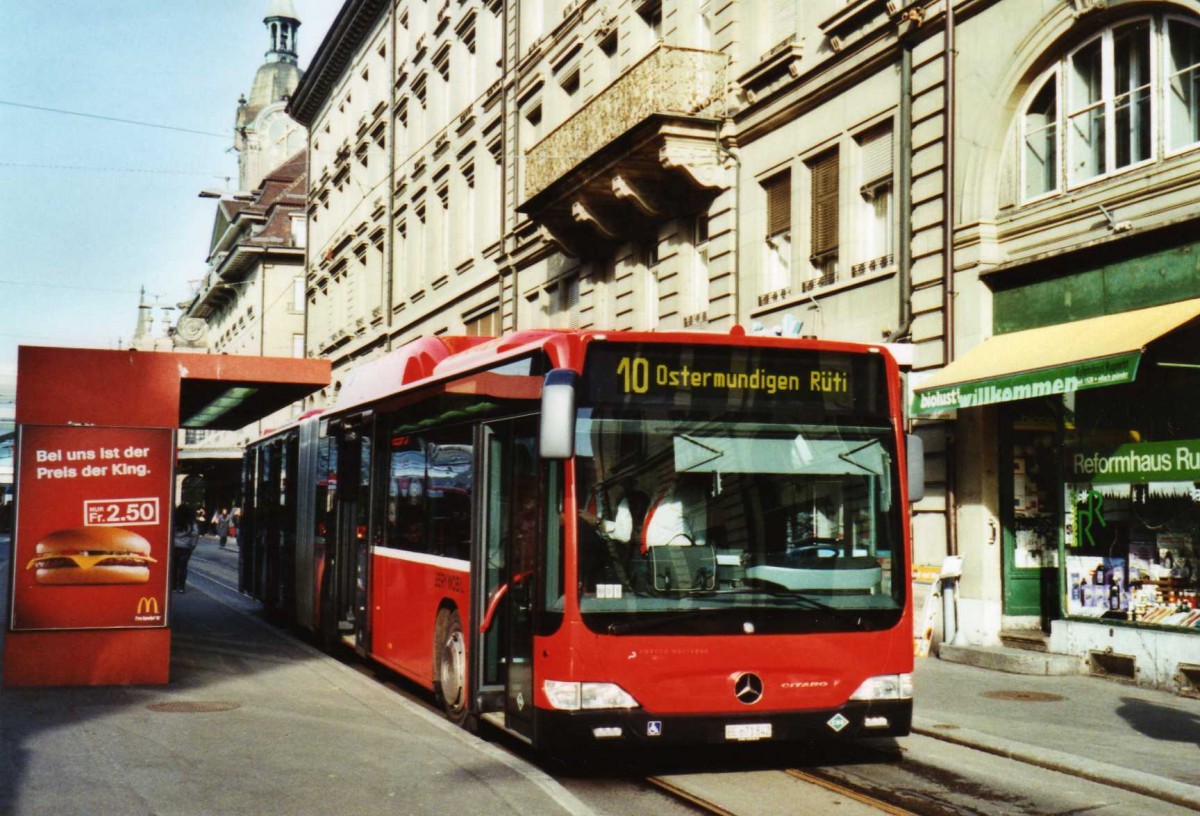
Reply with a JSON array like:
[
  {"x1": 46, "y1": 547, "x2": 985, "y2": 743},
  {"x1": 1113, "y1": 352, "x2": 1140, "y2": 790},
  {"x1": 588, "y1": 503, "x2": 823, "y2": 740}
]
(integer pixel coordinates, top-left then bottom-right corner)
[{"x1": 10, "y1": 425, "x2": 173, "y2": 631}]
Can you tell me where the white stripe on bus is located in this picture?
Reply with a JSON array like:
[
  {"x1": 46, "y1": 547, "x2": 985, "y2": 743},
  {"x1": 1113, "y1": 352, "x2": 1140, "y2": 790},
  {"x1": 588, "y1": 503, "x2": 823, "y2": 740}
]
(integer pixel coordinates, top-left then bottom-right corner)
[{"x1": 370, "y1": 546, "x2": 469, "y2": 572}]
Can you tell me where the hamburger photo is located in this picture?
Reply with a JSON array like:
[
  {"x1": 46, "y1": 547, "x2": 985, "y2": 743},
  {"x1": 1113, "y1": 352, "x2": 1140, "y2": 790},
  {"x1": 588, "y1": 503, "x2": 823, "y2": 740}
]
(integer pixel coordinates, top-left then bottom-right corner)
[{"x1": 25, "y1": 526, "x2": 157, "y2": 585}]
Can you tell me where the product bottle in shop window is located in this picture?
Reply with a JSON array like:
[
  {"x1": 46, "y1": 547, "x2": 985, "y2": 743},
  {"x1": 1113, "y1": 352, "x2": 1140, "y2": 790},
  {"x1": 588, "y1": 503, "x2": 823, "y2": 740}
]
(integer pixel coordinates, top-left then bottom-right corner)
[{"x1": 1109, "y1": 579, "x2": 1120, "y2": 610}]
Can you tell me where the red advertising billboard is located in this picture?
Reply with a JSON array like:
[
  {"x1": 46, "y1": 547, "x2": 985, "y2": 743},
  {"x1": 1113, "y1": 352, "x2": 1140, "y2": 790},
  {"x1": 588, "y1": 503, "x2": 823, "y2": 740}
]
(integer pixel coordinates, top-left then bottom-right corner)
[{"x1": 11, "y1": 425, "x2": 173, "y2": 631}]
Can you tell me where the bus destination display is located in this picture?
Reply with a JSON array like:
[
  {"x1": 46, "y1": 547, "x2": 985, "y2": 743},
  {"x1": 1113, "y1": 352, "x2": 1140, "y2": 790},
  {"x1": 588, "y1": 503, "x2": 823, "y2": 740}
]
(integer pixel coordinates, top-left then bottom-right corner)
[{"x1": 583, "y1": 343, "x2": 887, "y2": 416}]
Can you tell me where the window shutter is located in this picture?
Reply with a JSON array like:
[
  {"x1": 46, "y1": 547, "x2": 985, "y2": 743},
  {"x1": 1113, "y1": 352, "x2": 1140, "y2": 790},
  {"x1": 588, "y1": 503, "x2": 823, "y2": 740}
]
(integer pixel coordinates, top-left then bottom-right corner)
[
  {"x1": 810, "y1": 150, "x2": 839, "y2": 257},
  {"x1": 565, "y1": 276, "x2": 581, "y2": 329},
  {"x1": 860, "y1": 127, "x2": 893, "y2": 192},
  {"x1": 764, "y1": 172, "x2": 791, "y2": 237}
]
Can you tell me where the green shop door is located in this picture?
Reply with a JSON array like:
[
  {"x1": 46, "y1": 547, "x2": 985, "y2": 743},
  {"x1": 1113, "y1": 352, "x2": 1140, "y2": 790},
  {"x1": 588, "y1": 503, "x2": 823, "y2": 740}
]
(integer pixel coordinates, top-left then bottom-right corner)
[{"x1": 1000, "y1": 405, "x2": 1062, "y2": 624}]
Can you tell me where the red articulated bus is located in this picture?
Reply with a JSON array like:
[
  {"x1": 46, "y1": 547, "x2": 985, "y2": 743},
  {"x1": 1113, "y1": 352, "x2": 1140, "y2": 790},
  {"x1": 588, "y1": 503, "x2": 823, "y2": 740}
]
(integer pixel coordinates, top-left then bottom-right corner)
[{"x1": 240, "y1": 328, "x2": 923, "y2": 751}]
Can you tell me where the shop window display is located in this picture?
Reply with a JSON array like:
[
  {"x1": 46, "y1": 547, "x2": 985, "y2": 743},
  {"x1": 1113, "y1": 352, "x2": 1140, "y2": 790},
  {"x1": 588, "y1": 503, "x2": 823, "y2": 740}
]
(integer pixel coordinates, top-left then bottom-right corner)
[
  {"x1": 1012, "y1": 431, "x2": 1060, "y2": 570},
  {"x1": 1062, "y1": 353, "x2": 1200, "y2": 630}
]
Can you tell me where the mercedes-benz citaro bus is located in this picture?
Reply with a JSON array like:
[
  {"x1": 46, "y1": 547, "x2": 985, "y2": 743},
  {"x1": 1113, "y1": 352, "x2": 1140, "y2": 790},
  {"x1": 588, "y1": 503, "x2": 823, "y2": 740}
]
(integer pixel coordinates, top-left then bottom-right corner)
[{"x1": 240, "y1": 328, "x2": 923, "y2": 752}]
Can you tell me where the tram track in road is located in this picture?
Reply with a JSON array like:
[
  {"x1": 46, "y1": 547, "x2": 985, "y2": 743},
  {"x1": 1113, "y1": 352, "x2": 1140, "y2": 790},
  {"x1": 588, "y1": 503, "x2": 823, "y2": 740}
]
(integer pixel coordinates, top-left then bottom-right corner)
[
  {"x1": 646, "y1": 776, "x2": 737, "y2": 815},
  {"x1": 784, "y1": 769, "x2": 919, "y2": 815},
  {"x1": 645, "y1": 766, "x2": 920, "y2": 816}
]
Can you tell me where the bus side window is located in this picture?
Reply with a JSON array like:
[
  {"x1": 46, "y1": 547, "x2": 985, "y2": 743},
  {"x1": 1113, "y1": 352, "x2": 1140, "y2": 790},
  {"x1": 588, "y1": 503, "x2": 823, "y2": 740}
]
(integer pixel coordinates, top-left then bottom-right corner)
[
  {"x1": 541, "y1": 461, "x2": 566, "y2": 622},
  {"x1": 427, "y1": 429, "x2": 473, "y2": 561},
  {"x1": 388, "y1": 433, "x2": 427, "y2": 552}
]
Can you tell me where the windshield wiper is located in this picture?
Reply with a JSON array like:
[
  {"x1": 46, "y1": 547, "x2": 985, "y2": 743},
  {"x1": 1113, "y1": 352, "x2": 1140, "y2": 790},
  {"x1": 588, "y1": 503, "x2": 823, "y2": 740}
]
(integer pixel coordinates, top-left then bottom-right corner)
[
  {"x1": 604, "y1": 606, "x2": 728, "y2": 635},
  {"x1": 754, "y1": 587, "x2": 867, "y2": 630}
]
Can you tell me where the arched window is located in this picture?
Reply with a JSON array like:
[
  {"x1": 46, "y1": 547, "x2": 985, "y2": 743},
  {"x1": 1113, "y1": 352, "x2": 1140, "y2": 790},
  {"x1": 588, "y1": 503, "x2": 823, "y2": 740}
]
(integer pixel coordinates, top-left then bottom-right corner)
[
  {"x1": 1019, "y1": 15, "x2": 1200, "y2": 202},
  {"x1": 1167, "y1": 17, "x2": 1200, "y2": 150},
  {"x1": 1022, "y1": 72, "x2": 1058, "y2": 199}
]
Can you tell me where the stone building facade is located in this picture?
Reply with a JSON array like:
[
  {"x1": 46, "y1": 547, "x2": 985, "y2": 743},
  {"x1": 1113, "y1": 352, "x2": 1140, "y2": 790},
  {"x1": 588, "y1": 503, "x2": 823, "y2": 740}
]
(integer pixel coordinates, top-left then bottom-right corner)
[
  {"x1": 289, "y1": 0, "x2": 1200, "y2": 690},
  {"x1": 171, "y1": 2, "x2": 312, "y2": 512}
]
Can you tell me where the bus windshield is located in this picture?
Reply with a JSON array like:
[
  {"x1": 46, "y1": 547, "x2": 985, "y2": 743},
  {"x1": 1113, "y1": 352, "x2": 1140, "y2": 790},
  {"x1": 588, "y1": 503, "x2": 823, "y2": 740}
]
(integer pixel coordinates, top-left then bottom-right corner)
[{"x1": 574, "y1": 411, "x2": 905, "y2": 635}]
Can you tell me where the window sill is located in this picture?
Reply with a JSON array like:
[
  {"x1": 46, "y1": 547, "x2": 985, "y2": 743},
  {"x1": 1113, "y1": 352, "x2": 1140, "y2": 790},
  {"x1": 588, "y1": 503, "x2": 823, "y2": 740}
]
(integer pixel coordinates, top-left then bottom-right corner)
[{"x1": 750, "y1": 265, "x2": 896, "y2": 318}]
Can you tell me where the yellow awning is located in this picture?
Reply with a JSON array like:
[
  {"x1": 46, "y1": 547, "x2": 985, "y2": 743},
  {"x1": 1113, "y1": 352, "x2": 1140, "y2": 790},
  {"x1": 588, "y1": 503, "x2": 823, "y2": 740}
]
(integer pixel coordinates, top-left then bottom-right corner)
[{"x1": 911, "y1": 299, "x2": 1200, "y2": 414}]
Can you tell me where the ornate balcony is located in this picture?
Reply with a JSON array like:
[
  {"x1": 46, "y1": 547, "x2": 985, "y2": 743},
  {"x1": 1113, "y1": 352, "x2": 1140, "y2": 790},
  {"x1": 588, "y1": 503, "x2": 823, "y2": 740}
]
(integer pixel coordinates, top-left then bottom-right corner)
[{"x1": 520, "y1": 45, "x2": 729, "y2": 255}]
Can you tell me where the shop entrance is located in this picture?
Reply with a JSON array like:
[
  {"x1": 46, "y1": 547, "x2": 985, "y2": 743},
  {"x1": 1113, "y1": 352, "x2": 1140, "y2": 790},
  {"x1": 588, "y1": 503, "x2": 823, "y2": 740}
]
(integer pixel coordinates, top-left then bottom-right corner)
[{"x1": 1000, "y1": 402, "x2": 1062, "y2": 625}]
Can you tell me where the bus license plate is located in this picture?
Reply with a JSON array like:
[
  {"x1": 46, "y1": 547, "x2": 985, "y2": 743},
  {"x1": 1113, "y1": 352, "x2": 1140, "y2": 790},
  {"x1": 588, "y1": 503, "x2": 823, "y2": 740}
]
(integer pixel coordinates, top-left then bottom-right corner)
[{"x1": 725, "y1": 723, "x2": 772, "y2": 741}]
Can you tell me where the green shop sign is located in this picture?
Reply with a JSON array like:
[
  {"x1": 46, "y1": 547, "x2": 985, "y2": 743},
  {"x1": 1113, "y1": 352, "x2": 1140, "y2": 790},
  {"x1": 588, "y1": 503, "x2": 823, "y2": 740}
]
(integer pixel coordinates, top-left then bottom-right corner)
[
  {"x1": 911, "y1": 353, "x2": 1139, "y2": 415},
  {"x1": 1069, "y1": 438, "x2": 1200, "y2": 484}
]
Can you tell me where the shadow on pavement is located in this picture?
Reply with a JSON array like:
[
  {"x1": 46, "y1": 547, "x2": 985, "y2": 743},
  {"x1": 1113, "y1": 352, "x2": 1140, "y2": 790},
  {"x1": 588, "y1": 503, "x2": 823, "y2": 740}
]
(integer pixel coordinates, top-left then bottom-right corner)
[{"x1": 1116, "y1": 695, "x2": 1200, "y2": 747}]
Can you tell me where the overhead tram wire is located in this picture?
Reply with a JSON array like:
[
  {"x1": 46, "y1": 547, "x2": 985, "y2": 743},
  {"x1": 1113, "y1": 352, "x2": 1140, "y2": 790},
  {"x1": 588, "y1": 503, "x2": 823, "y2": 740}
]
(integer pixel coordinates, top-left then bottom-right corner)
[
  {"x1": 0, "y1": 99, "x2": 230, "y2": 139},
  {"x1": 0, "y1": 279, "x2": 143, "y2": 296},
  {"x1": 0, "y1": 161, "x2": 229, "y2": 178}
]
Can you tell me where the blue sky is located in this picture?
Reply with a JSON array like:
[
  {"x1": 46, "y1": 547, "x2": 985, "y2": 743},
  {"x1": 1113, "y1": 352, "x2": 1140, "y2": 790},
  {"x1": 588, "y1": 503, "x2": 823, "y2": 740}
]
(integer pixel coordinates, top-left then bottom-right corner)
[{"x1": 0, "y1": 1, "x2": 339, "y2": 366}]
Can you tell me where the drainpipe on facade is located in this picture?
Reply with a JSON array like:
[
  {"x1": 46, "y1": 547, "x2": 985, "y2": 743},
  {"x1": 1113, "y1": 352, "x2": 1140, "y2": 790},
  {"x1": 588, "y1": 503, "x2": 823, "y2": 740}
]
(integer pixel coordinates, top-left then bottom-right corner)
[
  {"x1": 385, "y1": 9, "x2": 397, "y2": 351},
  {"x1": 502, "y1": 0, "x2": 514, "y2": 332},
  {"x1": 943, "y1": 0, "x2": 958, "y2": 559},
  {"x1": 942, "y1": 0, "x2": 956, "y2": 364},
  {"x1": 718, "y1": 112, "x2": 741, "y2": 326},
  {"x1": 889, "y1": 13, "x2": 917, "y2": 343},
  {"x1": 302, "y1": 149, "x2": 312, "y2": 364},
  {"x1": 259, "y1": 272, "x2": 266, "y2": 358}
]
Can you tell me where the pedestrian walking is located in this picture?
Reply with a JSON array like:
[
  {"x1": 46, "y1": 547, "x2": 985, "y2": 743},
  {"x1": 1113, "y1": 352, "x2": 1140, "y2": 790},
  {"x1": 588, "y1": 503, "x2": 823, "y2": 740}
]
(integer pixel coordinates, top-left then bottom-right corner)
[
  {"x1": 174, "y1": 503, "x2": 202, "y2": 592},
  {"x1": 216, "y1": 507, "x2": 231, "y2": 548},
  {"x1": 229, "y1": 506, "x2": 241, "y2": 547}
]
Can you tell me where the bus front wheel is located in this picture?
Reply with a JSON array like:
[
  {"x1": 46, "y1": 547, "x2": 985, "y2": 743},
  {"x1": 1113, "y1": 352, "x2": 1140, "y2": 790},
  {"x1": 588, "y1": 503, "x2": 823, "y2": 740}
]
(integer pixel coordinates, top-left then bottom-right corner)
[{"x1": 434, "y1": 609, "x2": 469, "y2": 725}]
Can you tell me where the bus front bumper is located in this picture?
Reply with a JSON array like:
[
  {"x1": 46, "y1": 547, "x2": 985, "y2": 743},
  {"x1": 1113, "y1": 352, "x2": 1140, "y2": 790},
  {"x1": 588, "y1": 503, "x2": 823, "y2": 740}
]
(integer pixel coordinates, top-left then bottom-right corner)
[{"x1": 534, "y1": 700, "x2": 911, "y2": 749}]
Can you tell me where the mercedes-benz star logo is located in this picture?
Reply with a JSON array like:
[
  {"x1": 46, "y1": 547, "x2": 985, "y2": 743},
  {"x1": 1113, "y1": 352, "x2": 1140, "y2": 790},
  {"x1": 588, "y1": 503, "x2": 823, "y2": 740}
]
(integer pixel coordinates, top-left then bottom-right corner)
[{"x1": 734, "y1": 672, "x2": 763, "y2": 705}]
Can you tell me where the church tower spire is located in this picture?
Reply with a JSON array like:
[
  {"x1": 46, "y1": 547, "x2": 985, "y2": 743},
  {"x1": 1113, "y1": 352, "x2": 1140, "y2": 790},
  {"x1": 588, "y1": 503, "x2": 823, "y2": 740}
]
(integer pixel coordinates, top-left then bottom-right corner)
[
  {"x1": 264, "y1": 0, "x2": 300, "y2": 66},
  {"x1": 235, "y1": 1, "x2": 305, "y2": 192}
]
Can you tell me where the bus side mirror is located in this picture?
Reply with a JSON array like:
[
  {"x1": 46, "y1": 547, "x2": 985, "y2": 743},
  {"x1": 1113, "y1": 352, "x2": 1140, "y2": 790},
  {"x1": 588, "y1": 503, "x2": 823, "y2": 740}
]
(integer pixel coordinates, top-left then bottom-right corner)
[
  {"x1": 907, "y1": 433, "x2": 925, "y2": 503},
  {"x1": 539, "y1": 369, "x2": 578, "y2": 459}
]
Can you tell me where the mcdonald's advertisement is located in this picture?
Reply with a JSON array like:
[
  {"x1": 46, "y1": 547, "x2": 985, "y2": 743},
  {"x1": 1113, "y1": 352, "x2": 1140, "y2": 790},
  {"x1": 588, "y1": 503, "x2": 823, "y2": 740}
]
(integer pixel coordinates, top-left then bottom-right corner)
[{"x1": 10, "y1": 425, "x2": 173, "y2": 631}]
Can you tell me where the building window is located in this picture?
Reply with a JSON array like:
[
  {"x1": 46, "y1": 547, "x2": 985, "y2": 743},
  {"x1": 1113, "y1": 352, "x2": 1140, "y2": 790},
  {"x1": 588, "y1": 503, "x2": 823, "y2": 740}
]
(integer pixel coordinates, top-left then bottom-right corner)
[
  {"x1": 412, "y1": 73, "x2": 428, "y2": 109},
  {"x1": 292, "y1": 333, "x2": 305, "y2": 358},
  {"x1": 855, "y1": 125, "x2": 893, "y2": 277},
  {"x1": 645, "y1": 265, "x2": 660, "y2": 330},
  {"x1": 522, "y1": 100, "x2": 543, "y2": 145},
  {"x1": 688, "y1": 213, "x2": 710, "y2": 318},
  {"x1": 292, "y1": 276, "x2": 305, "y2": 312},
  {"x1": 807, "y1": 149, "x2": 839, "y2": 290},
  {"x1": 461, "y1": 161, "x2": 476, "y2": 257},
  {"x1": 1021, "y1": 15, "x2": 1200, "y2": 201},
  {"x1": 559, "y1": 65, "x2": 580, "y2": 102},
  {"x1": 465, "y1": 308, "x2": 499, "y2": 337},
  {"x1": 413, "y1": 200, "x2": 427, "y2": 292},
  {"x1": 291, "y1": 214, "x2": 306, "y2": 248},
  {"x1": 696, "y1": 0, "x2": 714, "y2": 51},
  {"x1": 562, "y1": 274, "x2": 581, "y2": 329},
  {"x1": 599, "y1": 29, "x2": 619, "y2": 84},
  {"x1": 762, "y1": 170, "x2": 791, "y2": 299},
  {"x1": 638, "y1": 0, "x2": 663, "y2": 48},
  {"x1": 437, "y1": 184, "x2": 451, "y2": 274},
  {"x1": 1023, "y1": 73, "x2": 1059, "y2": 199},
  {"x1": 1168, "y1": 17, "x2": 1200, "y2": 150}
]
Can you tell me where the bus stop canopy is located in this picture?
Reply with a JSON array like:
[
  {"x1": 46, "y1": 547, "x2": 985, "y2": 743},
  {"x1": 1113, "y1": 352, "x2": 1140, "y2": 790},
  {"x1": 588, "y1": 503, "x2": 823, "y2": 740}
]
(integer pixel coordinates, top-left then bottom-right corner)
[{"x1": 16, "y1": 346, "x2": 330, "y2": 430}]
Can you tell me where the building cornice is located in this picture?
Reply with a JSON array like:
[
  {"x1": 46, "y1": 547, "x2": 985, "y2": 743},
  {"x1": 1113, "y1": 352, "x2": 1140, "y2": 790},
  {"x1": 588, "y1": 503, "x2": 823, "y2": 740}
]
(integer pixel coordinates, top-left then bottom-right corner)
[{"x1": 288, "y1": 0, "x2": 389, "y2": 126}]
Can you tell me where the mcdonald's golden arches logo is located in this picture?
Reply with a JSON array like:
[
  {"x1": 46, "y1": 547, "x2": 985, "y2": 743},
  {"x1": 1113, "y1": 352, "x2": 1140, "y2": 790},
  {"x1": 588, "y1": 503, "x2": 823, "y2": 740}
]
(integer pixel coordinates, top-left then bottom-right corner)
[{"x1": 136, "y1": 596, "x2": 160, "y2": 616}]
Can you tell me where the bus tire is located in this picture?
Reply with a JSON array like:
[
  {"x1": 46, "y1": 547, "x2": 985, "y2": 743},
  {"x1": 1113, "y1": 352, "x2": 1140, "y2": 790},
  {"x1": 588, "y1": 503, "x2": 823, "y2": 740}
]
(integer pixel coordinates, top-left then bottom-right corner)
[{"x1": 434, "y1": 609, "x2": 469, "y2": 725}]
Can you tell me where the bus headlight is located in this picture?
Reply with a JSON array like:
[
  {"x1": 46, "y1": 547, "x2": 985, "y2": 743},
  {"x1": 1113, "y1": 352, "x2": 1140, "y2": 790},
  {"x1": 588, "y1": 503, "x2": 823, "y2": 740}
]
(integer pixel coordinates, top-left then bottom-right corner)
[
  {"x1": 543, "y1": 680, "x2": 640, "y2": 711},
  {"x1": 848, "y1": 673, "x2": 913, "y2": 701}
]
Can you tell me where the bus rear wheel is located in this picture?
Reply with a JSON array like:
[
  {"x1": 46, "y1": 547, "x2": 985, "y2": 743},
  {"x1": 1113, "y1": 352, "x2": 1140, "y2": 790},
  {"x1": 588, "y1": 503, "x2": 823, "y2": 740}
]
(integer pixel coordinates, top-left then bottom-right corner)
[{"x1": 434, "y1": 609, "x2": 469, "y2": 725}]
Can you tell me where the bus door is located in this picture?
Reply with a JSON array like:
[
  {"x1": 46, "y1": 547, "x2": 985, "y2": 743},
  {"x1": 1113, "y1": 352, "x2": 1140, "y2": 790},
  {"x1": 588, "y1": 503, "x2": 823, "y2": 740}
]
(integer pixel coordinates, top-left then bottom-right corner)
[
  {"x1": 475, "y1": 417, "x2": 539, "y2": 740},
  {"x1": 329, "y1": 422, "x2": 373, "y2": 654}
]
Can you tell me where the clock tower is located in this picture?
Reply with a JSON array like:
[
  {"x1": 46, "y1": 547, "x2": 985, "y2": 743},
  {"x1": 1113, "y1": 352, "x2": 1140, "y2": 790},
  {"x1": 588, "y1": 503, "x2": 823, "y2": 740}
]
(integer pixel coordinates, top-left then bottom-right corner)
[{"x1": 234, "y1": 0, "x2": 304, "y2": 192}]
